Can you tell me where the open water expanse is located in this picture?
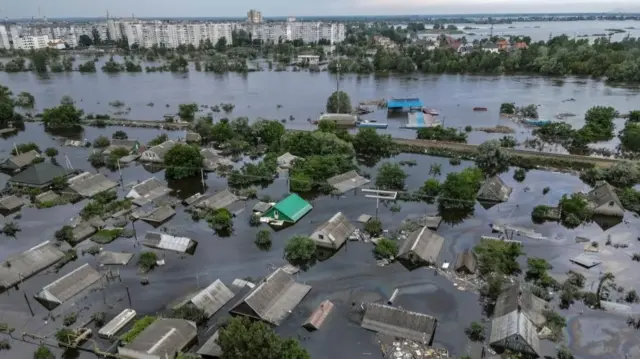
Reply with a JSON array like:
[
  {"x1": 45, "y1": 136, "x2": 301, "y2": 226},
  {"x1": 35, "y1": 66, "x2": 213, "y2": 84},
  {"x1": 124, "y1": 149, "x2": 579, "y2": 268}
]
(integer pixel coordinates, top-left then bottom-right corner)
[{"x1": 2, "y1": 21, "x2": 640, "y2": 358}]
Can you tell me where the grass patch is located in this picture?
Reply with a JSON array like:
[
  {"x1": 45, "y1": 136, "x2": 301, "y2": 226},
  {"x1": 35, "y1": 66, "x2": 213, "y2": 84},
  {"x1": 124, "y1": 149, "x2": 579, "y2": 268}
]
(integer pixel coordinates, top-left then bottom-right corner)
[
  {"x1": 120, "y1": 316, "x2": 156, "y2": 343},
  {"x1": 91, "y1": 228, "x2": 124, "y2": 244}
]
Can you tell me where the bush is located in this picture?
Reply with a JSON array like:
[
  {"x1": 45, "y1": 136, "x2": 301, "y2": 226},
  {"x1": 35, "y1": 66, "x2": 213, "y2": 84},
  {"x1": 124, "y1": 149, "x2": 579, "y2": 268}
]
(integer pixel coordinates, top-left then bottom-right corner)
[
  {"x1": 63, "y1": 312, "x2": 77, "y2": 326},
  {"x1": 54, "y1": 225, "x2": 74, "y2": 242},
  {"x1": 464, "y1": 321, "x2": 485, "y2": 342},
  {"x1": 44, "y1": 147, "x2": 58, "y2": 157},
  {"x1": 112, "y1": 130, "x2": 128, "y2": 139},
  {"x1": 249, "y1": 214, "x2": 261, "y2": 227},
  {"x1": 364, "y1": 218, "x2": 383, "y2": 237},
  {"x1": 255, "y1": 229, "x2": 272, "y2": 251},
  {"x1": 284, "y1": 235, "x2": 316, "y2": 266},
  {"x1": 2, "y1": 221, "x2": 21, "y2": 236},
  {"x1": 374, "y1": 238, "x2": 398, "y2": 259},
  {"x1": 138, "y1": 251, "x2": 158, "y2": 272},
  {"x1": 513, "y1": 168, "x2": 527, "y2": 182},
  {"x1": 93, "y1": 135, "x2": 111, "y2": 148},
  {"x1": 92, "y1": 312, "x2": 106, "y2": 326},
  {"x1": 206, "y1": 208, "x2": 233, "y2": 236},
  {"x1": 34, "y1": 345, "x2": 55, "y2": 359},
  {"x1": 11, "y1": 142, "x2": 40, "y2": 156}
]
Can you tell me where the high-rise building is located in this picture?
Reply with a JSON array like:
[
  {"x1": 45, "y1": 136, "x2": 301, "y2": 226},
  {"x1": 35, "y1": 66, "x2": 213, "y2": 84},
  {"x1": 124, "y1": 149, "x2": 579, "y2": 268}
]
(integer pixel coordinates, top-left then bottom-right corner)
[
  {"x1": 14, "y1": 35, "x2": 49, "y2": 50},
  {"x1": 0, "y1": 25, "x2": 10, "y2": 49},
  {"x1": 247, "y1": 9, "x2": 263, "y2": 24}
]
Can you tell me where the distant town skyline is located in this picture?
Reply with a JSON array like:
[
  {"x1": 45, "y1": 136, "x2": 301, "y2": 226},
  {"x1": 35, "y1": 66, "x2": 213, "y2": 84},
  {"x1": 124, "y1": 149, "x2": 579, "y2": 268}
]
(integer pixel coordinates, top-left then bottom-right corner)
[{"x1": 5, "y1": 0, "x2": 640, "y2": 19}]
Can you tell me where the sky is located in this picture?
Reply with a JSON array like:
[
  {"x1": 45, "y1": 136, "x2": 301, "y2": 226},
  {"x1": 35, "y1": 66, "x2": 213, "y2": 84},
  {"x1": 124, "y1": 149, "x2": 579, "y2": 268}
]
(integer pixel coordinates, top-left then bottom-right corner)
[{"x1": 4, "y1": 0, "x2": 640, "y2": 19}]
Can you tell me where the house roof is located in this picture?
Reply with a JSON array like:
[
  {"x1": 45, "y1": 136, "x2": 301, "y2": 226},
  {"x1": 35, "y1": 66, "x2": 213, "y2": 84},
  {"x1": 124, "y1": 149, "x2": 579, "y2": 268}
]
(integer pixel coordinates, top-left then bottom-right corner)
[
  {"x1": 587, "y1": 181, "x2": 623, "y2": 214},
  {"x1": 230, "y1": 268, "x2": 311, "y2": 325},
  {"x1": 0, "y1": 195, "x2": 24, "y2": 211},
  {"x1": 197, "y1": 330, "x2": 222, "y2": 358},
  {"x1": 477, "y1": 176, "x2": 512, "y2": 202},
  {"x1": 570, "y1": 253, "x2": 601, "y2": 268},
  {"x1": 493, "y1": 283, "x2": 548, "y2": 328},
  {"x1": 141, "y1": 205, "x2": 176, "y2": 223},
  {"x1": 253, "y1": 201, "x2": 272, "y2": 213},
  {"x1": 398, "y1": 226, "x2": 445, "y2": 264},
  {"x1": 489, "y1": 311, "x2": 540, "y2": 357},
  {"x1": 98, "y1": 309, "x2": 136, "y2": 338},
  {"x1": 0, "y1": 241, "x2": 64, "y2": 289},
  {"x1": 103, "y1": 139, "x2": 139, "y2": 154},
  {"x1": 196, "y1": 189, "x2": 239, "y2": 210},
  {"x1": 35, "y1": 190, "x2": 59, "y2": 203},
  {"x1": 311, "y1": 212, "x2": 355, "y2": 249},
  {"x1": 9, "y1": 163, "x2": 73, "y2": 186},
  {"x1": 189, "y1": 279, "x2": 235, "y2": 317},
  {"x1": 361, "y1": 303, "x2": 437, "y2": 344},
  {"x1": 143, "y1": 232, "x2": 196, "y2": 253},
  {"x1": 144, "y1": 140, "x2": 177, "y2": 159},
  {"x1": 36, "y1": 263, "x2": 102, "y2": 305},
  {"x1": 67, "y1": 172, "x2": 118, "y2": 198},
  {"x1": 2, "y1": 150, "x2": 40, "y2": 169},
  {"x1": 97, "y1": 251, "x2": 134, "y2": 266},
  {"x1": 265, "y1": 193, "x2": 312, "y2": 223},
  {"x1": 186, "y1": 132, "x2": 202, "y2": 142},
  {"x1": 454, "y1": 250, "x2": 477, "y2": 274},
  {"x1": 119, "y1": 318, "x2": 197, "y2": 358},
  {"x1": 303, "y1": 299, "x2": 334, "y2": 330},
  {"x1": 277, "y1": 152, "x2": 298, "y2": 167},
  {"x1": 127, "y1": 177, "x2": 171, "y2": 205},
  {"x1": 327, "y1": 170, "x2": 370, "y2": 194},
  {"x1": 201, "y1": 148, "x2": 231, "y2": 170}
]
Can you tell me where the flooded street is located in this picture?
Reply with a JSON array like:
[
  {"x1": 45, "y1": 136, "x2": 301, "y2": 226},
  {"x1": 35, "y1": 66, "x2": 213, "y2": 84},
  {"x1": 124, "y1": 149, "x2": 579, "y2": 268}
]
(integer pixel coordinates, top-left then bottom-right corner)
[{"x1": 1, "y1": 65, "x2": 640, "y2": 358}]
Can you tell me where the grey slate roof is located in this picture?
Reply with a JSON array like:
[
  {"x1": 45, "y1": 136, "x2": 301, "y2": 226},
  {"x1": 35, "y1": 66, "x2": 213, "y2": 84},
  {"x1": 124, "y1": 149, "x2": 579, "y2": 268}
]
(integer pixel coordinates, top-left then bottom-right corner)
[
  {"x1": 103, "y1": 139, "x2": 138, "y2": 155},
  {"x1": 141, "y1": 205, "x2": 176, "y2": 223},
  {"x1": 477, "y1": 176, "x2": 512, "y2": 202},
  {"x1": 277, "y1": 152, "x2": 298, "y2": 168},
  {"x1": 201, "y1": 148, "x2": 232, "y2": 171},
  {"x1": 127, "y1": 177, "x2": 171, "y2": 205},
  {"x1": 118, "y1": 318, "x2": 197, "y2": 359},
  {"x1": 310, "y1": 212, "x2": 355, "y2": 250},
  {"x1": 9, "y1": 163, "x2": 73, "y2": 187},
  {"x1": 1, "y1": 150, "x2": 40, "y2": 170},
  {"x1": 197, "y1": 189, "x2": 239, "y2": 210},
  {"x1": 493, "y1": 283, "x2": 548, "y2": 328},
  {"x1": 145, "y1": 140, "x2": 177, "y2": 159},
  {"x1": 398, "y1": 226, "x2": 445, "y2": 265},
  {"x1": 188, "y1": 279, "x2": 234, "y2": 317},
  {"x1": 490, "y1": 311, "x2": 540, "y2": 357},
  {"x1": 361, "y1": 303, "x2": 437, "y2": 344},
  {"x1": 36, "y1": 263, "x2": 102, "y2": 304},
  {"x1": 98, "y1": 251, "x2": 135, "y2": 266},
  {"x1": 0, "y1": 241, "x2": 65, "y2": 289},
  {"x1": 197, "y1": 330, "x2": 222, "y2": 358},
  {"x1": 327, "y1": 170, "x2": 370, "y2": 193},
  {"x1": 230, "y1": 268, "x2": 311, "y2": 325},
  {"x1": 587, "y1": 181, "x2": 624, "y2": 216},
  {"x1": 67, "y1": 172, "x2": 118, "y2": 198},
  {"x1": 35, "y1": 190, "x2": 60, "y2": 204},
  {"x1": 454, "y1": 250, "x2": 478, "y2": 274},
  {"x1": 0, "y1": 195, "x2": 24, "y2": 211}
]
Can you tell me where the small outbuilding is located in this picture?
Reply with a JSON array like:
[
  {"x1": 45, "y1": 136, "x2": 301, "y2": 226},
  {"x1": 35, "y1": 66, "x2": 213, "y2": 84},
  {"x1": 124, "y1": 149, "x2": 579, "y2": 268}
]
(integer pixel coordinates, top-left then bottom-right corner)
[
  {"x1": 98, "y1": 308, "x2": 137, "y2": 339},
  {"x1": 252, "y1": 201, "x2": 272, "y2": 214},
  {"x1": 277, "y1": 152, "x2": 298, "y2": 169},
  {"x1": 0, "y1": 195, "x2": 24, "y2": 212},
  {"x1": 303, "y1": 300, "x2": 334, "y2": 331},
  {"x1": 262, "y1": 193, "x2": 312, "y2": 224},
  {"x1": 489, "y1": 310, "x2": 540, "y2": 357},
  {"x1": 587, "y1": 181, "x2": 624, "y2": 217},
  {"x1": 309, "y1": 212, "x2": 355, "y2": 250},
  {"x1": 143, "y1": 232, "x2": 197, "y2": 254},
  {"x1": 196, "y1": 189, "x2": 239, "y2": 211},
  {"x1": 183, "y1": 279, "x2": 234, "y2": 318},
  {"x1": 140, "y1": 140, "x2": 177, "y2": 163},
  {"x1": 397, "y1": 226, "x2": 445, "y2": 267},
  {"x1": 361, "y1": 303, "x2": 437, "y2": 344},
  {"x1": 229, "y1": 268, "x2": 311, "y2": 325},
  {"x1": 126, "y1": 177, "x2": 171, "y2": 206},
  {"x1": 35, "y1": 190, "x2": 60, "y2": 204},
  {"x1": 201, "y1": 148, "x2": 232, "y2": 171},
  {"x1": 327, "y1": 170, "x2": 370, "y2": 194},
  {"x1": 570, "y1": 253, "x2": 601, "y2": 269},
  {"x1": 0, "y1": 150, "x2": 40, "y2": 171},
  {"x1": 35, "y1": 263, "x2": 102, "y2": 309},
  {"x1": 477, "y1": 175, "x2": 512, "y2": 205},
  {"x1": 8, "y1": 162, "x2": 74, "y2": 188},
  {"x1": 454, "y1": 250, "x2": 478, "y2": 275},
  {"x1": 185, "y1": 132, "x2": 202, "y2": 143},
  {"x1": 66, "y1": 172, "x2": 118, "y2": 198},
  {"x1": 0, "y1": 241, "x2": 65, "y2": 290},
  {"x1": 117, "y1": 318, "x2": 197, "y2": 359}
]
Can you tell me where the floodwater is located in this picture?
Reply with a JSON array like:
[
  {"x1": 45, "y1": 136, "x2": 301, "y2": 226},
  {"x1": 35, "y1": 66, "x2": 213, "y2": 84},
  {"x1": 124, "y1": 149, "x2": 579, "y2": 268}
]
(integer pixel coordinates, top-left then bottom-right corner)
[{"x1": 1, "y1": 40, "x2": 640, "y2": 359}]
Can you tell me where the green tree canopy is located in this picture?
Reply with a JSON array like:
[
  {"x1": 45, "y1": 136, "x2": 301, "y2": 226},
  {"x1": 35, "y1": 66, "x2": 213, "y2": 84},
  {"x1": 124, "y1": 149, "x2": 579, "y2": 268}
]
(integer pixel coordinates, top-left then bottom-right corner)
[
  {"x1": 475, "y1": 140, "x2": 512, "y2": 177},
  {"x1": 325, "y1": 91, "x2": 352, "y2": 114},
  {"x1": 374, "y1": 238, "x2": 398, "y2": 259},
  {"x1": 281, "y1": 131, "x2": 354, "y2": 158},
  {"x1": 178, "y1": 103, "x2": 199, "y2": 121},
  {"x1": 619, "y1": 122, "x2": 640, "y2": 153},
  {"x1": 42, "y1": 104, "x2": 84, "y2": 129},
  {"x1": 352, "y1": 128, "x2": 394, "y2": 163},
  {"x1": 375, "y1": 163, "x2": 407, "y2": 191},
  {"x1": 15, "y1": 91, "x2": 35, "y2": 109},
  {"x1": 164, "y1": 144, "x2": 204, "y2": 180},
  {"x1": 474, "y1": 239, "x2": 523, "y2": 276},
  {"x1": 284, "y1": 235, "x2": 316, "y2": 267}
]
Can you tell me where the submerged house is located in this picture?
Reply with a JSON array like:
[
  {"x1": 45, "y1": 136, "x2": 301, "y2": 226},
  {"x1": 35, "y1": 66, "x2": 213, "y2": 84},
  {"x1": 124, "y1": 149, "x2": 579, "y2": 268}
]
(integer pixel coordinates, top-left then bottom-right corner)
[
  {"x1": 126, "y1": 177, "x2": 171, "y2": 206},
  {"x1": 181, "y1": 279, "x2": 234, "y2": 318},
  {"x1": 327, "y1": 170, "x2": 370, "y2": 194},
  {"x1": 0, "y1": 195, "x2": 24, "y2": 212},
  {"x1": 229, "y1": 268, "x2": 311, "y2": 325},
  {"x1": 143, "y1": 232, "x2": 197, "y2": 254},
  {"x1": 490, "y1": 310, "x2": 540, "y2": 357},
  {"x1": 196, "y1": 189, "x2": 239, "y2": 211},
  {"x1": 309, "y1": 212, "x2": 355, "y2": 250},
  {"x1": 493, "y1": 283, "x2": 548, "y2": 328},
  {"x1": 477, "y1": 176, "x2": 512, "y2": 207},
  {"x1": 35, "y1": 263, "x2": 102, "y2": 309},
  {"x1": 262, "y1": 193, "x2": 312, "y2": 224},
  {"x1": 454, "y1": 250, "x2": 478, "y2": 275},
  {"x1": 0, "y1": 150, "x2": 41, "y2": 171},
  {"x1": 317, "y1": 113, "x2": 358, "y2": 127},
  {"x1": 0, "y1": 241, "x2": 65, "y2": 291},
  {"x1": 277, "y1": 152, "x2": 298, "y2": 169},
  {"x1": 397, "y1": 226, "x2": 445, "y2": 267},
  {"x1": 587, "y1": 181, "x2": 624, "y2": 217},
  {"x1": 8, "y1": 163, "x2": 74, "y2": 188},
  {"x1": 201, "y1": 148, "x2": 232, "y2": 171},
  {"x1": 103, "y1": 139, "x2": 140, "y2": 156},
  {"x1": 65, "y1": 172, "x2": 118, "y2": 198},
  {"x1": 361, "y1": 303, "x2": 437, "y2": 344},
  {"x1": 118, "y1": 318, "x2": 197, "y2": 359},
  {"x1": 140, "y1": 140, "x2": 177, "y2": 163}
]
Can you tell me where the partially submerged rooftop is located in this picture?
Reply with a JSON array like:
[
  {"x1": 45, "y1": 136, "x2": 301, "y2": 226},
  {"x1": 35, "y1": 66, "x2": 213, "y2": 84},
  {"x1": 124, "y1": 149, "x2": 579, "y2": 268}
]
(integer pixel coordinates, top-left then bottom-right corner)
[
  {"x1": 8, "y1": 162, "x2": 74, "y2": 188},
  {"x1": 35, "y1": 263, "x2": 102, "y2": 307},
  {"x1": 98, "y1": 251, "x2": 135, "y2": 266},
  {"x1": 277, "y1": 152, "x2": 298, "y2": 168},
  {"x1": 197, "y1": 330, "x2": 222, "y2": 358},
  {"x1": 229, "y1": 268, "x2": 311, "y2": 325},
  {"x1": 118, "y1": 318, "x2": 197, "y2": 359},
  {"x1": 0, "y1": 194, "x2": 24, "y2": 211},
  {"x1": 1, "y1": 149, "x2": 40, "y2": 170},
  {"x1": 570, "y1": 253, "x2": 601, "y2": 269},
  {"x1": 361, "y1": 303, "x2": 437, "y2": 344},
  {"x1": 141, "y1": 205, "x2": 176, "y2": 224},
  {"x1": 66, "y1": 172, "x2": 118, "y2": 198},
  {"x1": 477, "y1": 175, "x2": 512, "y2": 203},
  {"x1": 126, "y1": 177, "x2": 171, "y2": 206},
  {"x1": 187, "y1": 279, "x2": 235, "y2": 318},
  {"x1": 327, "y1": 170, "x2": 370, "y2": 194},
  {"x1": 262, "y1": 193, "x2": 313, "y2": 224},
  {"x1": 493, "y1": 283, "x2": 548, "y2": 328},
  {"x1": 310, "y1": 212, "x2": 355, "y2": 250},
  {"x1": 587, "y1": 181, "x2": 624, "y2": 217},
  {"x1": 0, "y1": 241, "x2": 65, "y2": 290},
  {"x1": 397, "y1": 226, "x2": 445, "y2": 266},
  {"x1": 196, "y1": 189, "x2": 239, "y2": 210},
  {"x1": 489, "y1": 310, "x2": 540, "y2": 357},
  {"x1": 454, "y1": 250, "x2": 478, "y2": 274},
  {"x1": 143, "y1": 232, "x2": 197, "y2": 254}
]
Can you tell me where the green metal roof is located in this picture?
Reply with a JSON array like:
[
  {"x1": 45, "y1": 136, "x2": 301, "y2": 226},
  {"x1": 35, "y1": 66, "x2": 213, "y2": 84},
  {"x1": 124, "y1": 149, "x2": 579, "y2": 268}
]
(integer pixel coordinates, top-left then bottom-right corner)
[{"x1": 268, "y1": 193, "x2": 312, "y2": 223}]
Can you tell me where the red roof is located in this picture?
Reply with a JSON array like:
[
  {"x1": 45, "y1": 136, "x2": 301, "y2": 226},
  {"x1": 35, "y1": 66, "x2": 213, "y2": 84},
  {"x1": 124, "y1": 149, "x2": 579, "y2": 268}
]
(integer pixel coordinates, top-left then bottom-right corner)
[{"x1": 514, "y1": 42, "x2": 529, "y2": 49}]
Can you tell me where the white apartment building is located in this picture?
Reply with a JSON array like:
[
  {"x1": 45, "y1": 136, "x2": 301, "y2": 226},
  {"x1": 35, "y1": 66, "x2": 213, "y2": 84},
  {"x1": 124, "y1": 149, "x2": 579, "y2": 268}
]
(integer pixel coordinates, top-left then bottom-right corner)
[
  {"x1": 123, "y1": 22, "x2": 234, "y2": 49},
  {"x1": 0, "y1": 25, "x2": 10, "y2": 49},
  {"x1": 14, "y1": 35, "x2": 50, "y2": 50},
  {"x1": 247, "y1": 9, "x2": 263, "y2": 24}
]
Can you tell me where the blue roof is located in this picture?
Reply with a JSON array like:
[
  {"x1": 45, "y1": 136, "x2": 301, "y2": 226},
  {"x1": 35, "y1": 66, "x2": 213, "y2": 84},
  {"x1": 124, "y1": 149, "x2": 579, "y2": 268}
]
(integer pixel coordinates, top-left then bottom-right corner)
[{"x1": 387, "y1": 98, "x2": 423, "y2": 109}]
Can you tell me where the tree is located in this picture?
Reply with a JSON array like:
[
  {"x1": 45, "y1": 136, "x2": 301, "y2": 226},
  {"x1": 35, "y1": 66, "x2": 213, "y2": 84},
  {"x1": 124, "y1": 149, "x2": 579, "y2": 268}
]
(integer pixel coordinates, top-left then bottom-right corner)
[
  {"x1": 284, "y1": 235, "x2": 316, "y2": 266},
  {"x1": 42, "y1": 104, "x2": 84, "y2": 130},
  {"x1": 252, "y1": 119, "x2": 285, "y2": 148},
  {"x1": 178, "y1": 103, "x2": 199, "y2": 121},
  {"x1": 31, "y1": 51, "x2": 48, "y2": 73},
  {"x1": 91, "y1": 28, "x2": 101, "y2": 45},
  {"x1": 255, "y1": 229, "x2": 272, "y2": 250},
  {"x1": 375, "y1": 163, "x2": 407, "y2": 190},
  {"x1": 78, "y1": 34, "x2": 92, "y2": 47},
  {"x1": 215, "y1": 37, "x2": 227, "y2": 52},
  {"x1": 464, "y1": 321, "x2": 485, "y2": 342},
  {"x1": 112, "y1": 130, "x2": 128, "y2": 140},
  {"x1": 420, "y1": 178, "x2": 441, "y2": 202},
  {"x1": 525, "y1": 257, "x2": 554, "y2": 288},
  {"x1": 374, "y1": 238, "x2": 398, "y2": 259},
  {"x1": 500, "y1": 102, "x2": 516, "y2": 115},
  {"x1": 34, "y1": 345, "x2": 55, "y2": 359},
  {"x1": 625, "y1": 289, "x2": 639, "y2": 303},
  {"x1": 629, "y1": 110, "x2": 640, "y2": 123},
  {"x1": 217, "y1": 316, "x2": 310, "y2": 359},
  {"x1": 476, "y1": 140, "x2": 512, "y2": 177},
  {"x1": 11, "y1": 142, "x2": 40, "y2": 155},
  {"x1": 439, "y1": 167, "x2": 483, "y2": 206},
  {"x1": 44, "y1": 147, "x2": 58, "y2": 157},
  {"x1": 364, "y1": 218, "x2": 383, "y2": 237},
  {"x1": 619, "y1": 122, "x2": 640, "y2": 153},
  {"x1": 557, "y1": 347, "x2": 574, "y2": 359},
  {"x1": 138, "y1": 252, "x2": 158, "y2": 272},
  {"x1": 55, "y1": 225, "x2": 73, "y2": 242},
  {"x1": 207, "y1": 208, "x2": 234, "y2": 236},
  {"x1": 164, "y1": 144, "x2": 204, "y2": 180},
  {"x1": 15, "y1": 92, "x2": 35, "y2": 109},
  {"x1": 513, "y1": 168, "x2": 526, "y2": 182},
  {"x1": 93, "y1": 135, "x2": 111, "y2": 148},
  {"x1": 596, "y1": 272, "x2": 615, "y2": 309},
  {"x1": 559, "y1": 193, "x2": 592, "y2": 228},
  {"x1": 92, "y1": 312, "x2": 106, "y2": 326},
  {"x1": 474, "y1": 239, "x2": 523, "y2": 276},
  {"x1": 352, "y1": 128, "x2": 394, "y2": 162},
  {"x1": 325, "y1": 91, "x2": 352, "y2": 114}
]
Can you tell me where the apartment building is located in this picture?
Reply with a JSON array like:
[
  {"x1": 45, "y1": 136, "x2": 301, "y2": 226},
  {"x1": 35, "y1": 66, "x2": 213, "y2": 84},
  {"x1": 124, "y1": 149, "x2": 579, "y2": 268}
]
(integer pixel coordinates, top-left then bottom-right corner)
[
  {"x1": 247, "y1": 9, "x2": 263, "y2": 24},
  {"x1": 0, "y1": 25, "x2": 10, "y2": 49},
  {"x1": 14, "y1": 35, "x2": 50, "y2": 50}
]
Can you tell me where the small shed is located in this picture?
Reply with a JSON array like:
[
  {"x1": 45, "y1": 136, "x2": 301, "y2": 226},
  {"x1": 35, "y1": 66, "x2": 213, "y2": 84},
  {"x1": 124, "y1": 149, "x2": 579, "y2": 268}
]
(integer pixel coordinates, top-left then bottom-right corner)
[
  {"x1": 277, "y1": 152, "x2": 298, "y2": 169},
  {"x1": 98, "y1": 309, "x2": 137, "y2": 339},
  {"x1": 397, "y1": 226, "x2": 445, "y2": 267},
  {"x1": 35, "y1": 263, "x2": 102, "y2": 308},
  {"x1": 587, "y1": 181, "x2": 624, "y2": 217},
  {"x1": 185, "y1": 279, "x2": 234, "y2": 318},
  {"x1": 309, "y1": 212, "x2": 355, "y2": 250},
  {"x1": 35, "y1": 190, "x2": 60, "y2": 204},
  {"x1": 252, "y1": 201, "x2": 272, "y2": 213},
  {"x1": 0, "y1": 195, "x2": 24, "y2": 211},
  {"x1": 117, "y1": 318, "x2": 197, "y2": 359},
  {"x1": 570, "y1": 253, "x2": 601, "y2": 269},
  {"x1": 0, "y1": 241, "x2": 65, "y2": 290},
  {"x1": 141, "y1": 205, "x2": 176, "y2": 224},
  {"x1": 66, "y1": 172, "x2": 118, "y2": 198},
  {"x1": 98, "y1": 251, "x2": 135, "y2": 266},
  {"x1": 183, "y1": 192, "x2": 206, "y2": 206},
  {"x1": 489, "y1": 311, "x2": 540, "y2": 357},
  {"x1": 327, "y1": 170, "x2": 370, "y2": 194},
  {"x1": 196, "y1": 189, "x2": 239, "y2": 211},
  {"x1": 126, "y1": 177, "x2": 171, "y2": 206},
  {"x1": 423, "y1": 216, "x2": 442, "y2": 230},
  {"x1": 229, "y1": 268, "x2": 311, "y2": 325},
  {"x1": 197, "y1": 330, "x2": 222, "y2": 359},
  {"x1": 361, "y1": 303, "x2": 437, "y2": 344},
  {"x1": 454, "y1": 250, "x2": 478, "y2": 274},
  {"x1": 0, "y1": 150, "x2": 40, "y2": 171},
  {"x1": 303, "y1": 300, "x2": 334, "y2": 330},
  {"x1": 71, "y1": 224, "x2": 97, "y2": 245},
  {"x1": 201, "y1": 148, "x2": 232, "y2": 171},
  {"x1": 142, "y1": 232, "x2": 197, "y2": 254},
  {"x1": 8, "y1": 163, "x2": 74, "y2": 188},
  {"x1": 477, "y1": 176, "x2": 512, "y2": 204},
  {"x1": 262, "y1": 193, "x2": 312, "y2": 224}
]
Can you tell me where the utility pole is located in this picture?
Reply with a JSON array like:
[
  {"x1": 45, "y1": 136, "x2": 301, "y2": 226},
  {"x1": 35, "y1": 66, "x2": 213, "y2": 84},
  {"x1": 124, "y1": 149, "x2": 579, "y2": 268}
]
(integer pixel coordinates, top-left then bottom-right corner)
[
  {"x1": 125, "y1": 286, "x2": 132, "y2": 307},
  {"x1": 361, "y1": 189, "x2": 398, "y2": 219}
]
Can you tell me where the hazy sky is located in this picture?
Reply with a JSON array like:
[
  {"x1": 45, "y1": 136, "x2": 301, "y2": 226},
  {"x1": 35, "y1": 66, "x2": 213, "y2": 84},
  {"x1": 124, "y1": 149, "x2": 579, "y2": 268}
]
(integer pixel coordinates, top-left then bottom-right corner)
[{"x1": 4, "y1": 0, "x2": 639, "y2": 19}]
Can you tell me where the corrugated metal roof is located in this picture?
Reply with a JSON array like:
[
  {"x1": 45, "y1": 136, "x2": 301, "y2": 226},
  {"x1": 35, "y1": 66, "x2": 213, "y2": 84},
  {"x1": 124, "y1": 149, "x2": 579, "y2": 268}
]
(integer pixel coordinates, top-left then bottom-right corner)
[
  {"x1": 310, "y1": 212, "x2": 355, "y2": 249},
  {"x1": 252, "y1": 201, "x2": 272, "y2": 213},
  {"x1": 141, "y1": 205, "x2": 176, "y2": 223},
  {"x1": 127, "y1": 177, "x2": 171, "y2": 204},
  {"x1": 98, "y1": 251, "x2": 134, "y2": 266},
  {"x1": 489, "y1": 311, "x2": 540, "y2": 357},
  {"x1": 37, "y1": 263, "x2": 102, "y2": 304},
  {"x1": 398, "y1": 226, "x2": 444, "y2": 264},
  {"x1": 327, "y1": 170, "x2": 370, "y2": 194},
  {"x1": 68, "y1": 172, "x2": 118, "y2": 198},
  {"x1": 119, "y1": 318, "x2": 197, "y2": 359},
  {"x1": 266, "y1": 193, "x2": 312, "y2": 223},
  {"x1": 0, "y1": 241, "x2": 65, "y2": 289},
  {"x1": 142, "y1": 232, "x2": 195, "y2": 253},
  {"x1": 493, "y1": 284, "x2": 548, "y2": 328},
  {"x1": 189, "y1": 279, "x2": 234, "y2": 317},
  {"x1": 2, "y1": 150, "x2": 40, "y2": 169},
  {"x1": 361, "y1": 303, "x2": 437, "y2": 344}
]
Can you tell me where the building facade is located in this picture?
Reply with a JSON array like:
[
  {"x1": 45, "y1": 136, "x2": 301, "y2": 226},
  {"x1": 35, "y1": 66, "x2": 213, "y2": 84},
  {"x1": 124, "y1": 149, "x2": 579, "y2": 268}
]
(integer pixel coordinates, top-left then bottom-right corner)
[
  {"x1": 247, "y1": 9, "x2": 263, "y2": 24},
  {"x1": 0, "y1": 25, "x2": 10, "y2": 49},
  {"x1": 14, "y1": 35, "x2": 50, "y2": 50}
]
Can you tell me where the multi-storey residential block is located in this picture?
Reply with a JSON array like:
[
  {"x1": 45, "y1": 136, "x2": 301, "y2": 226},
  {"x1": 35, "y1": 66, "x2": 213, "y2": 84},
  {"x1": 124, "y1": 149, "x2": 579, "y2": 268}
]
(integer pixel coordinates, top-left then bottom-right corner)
[
  {"x1": 247, "y1": 9, "x2": 263, "y2": 24},
  {"x1": 0, "y1": 25, "x2": 10, "y2": 49},
  {"x1": 14, "y1": 35, "x2": 50, "y2": 50}
]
